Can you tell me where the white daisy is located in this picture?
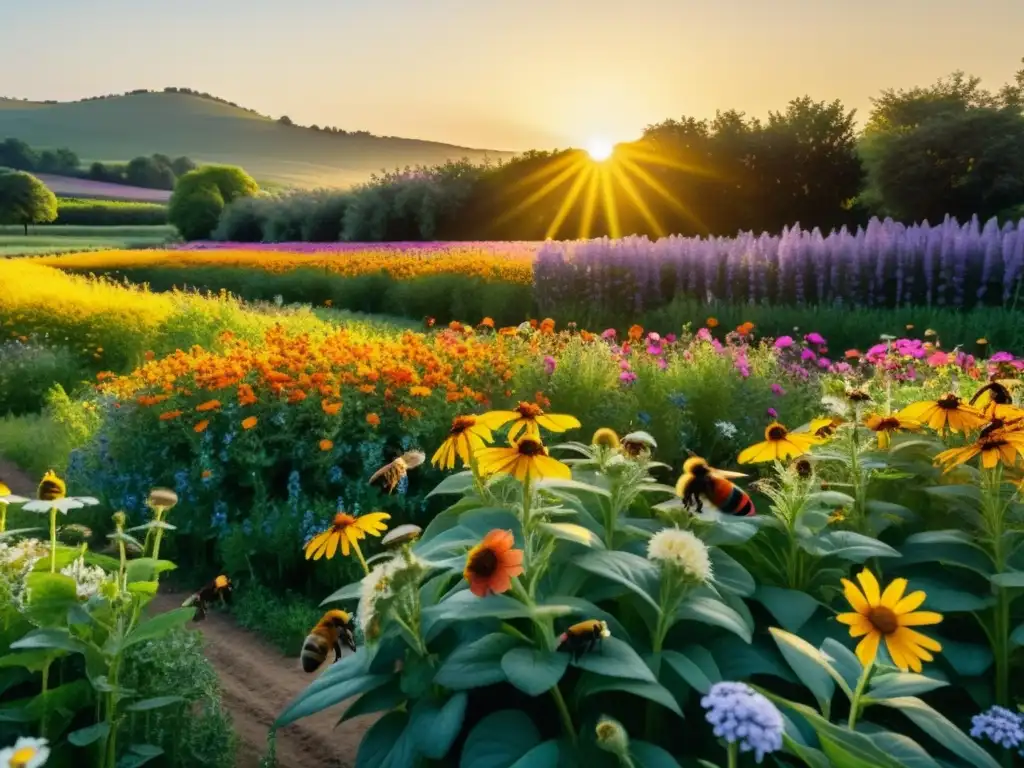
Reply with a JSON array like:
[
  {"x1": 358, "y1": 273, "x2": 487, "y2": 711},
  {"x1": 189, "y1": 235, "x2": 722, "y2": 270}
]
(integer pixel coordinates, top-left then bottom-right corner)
[
  {"x1": 647, "y1": 527, "x2": 712, "y2": 583},
  {"x1": 60, "y1": 556, "x2": 109, "y2": 600},
  {"x1": 21, "y1": 471, "x2": 98, "y2": 515},
  {"x1": 0, "y1": 736, "x2": 50, "y2": 768}
]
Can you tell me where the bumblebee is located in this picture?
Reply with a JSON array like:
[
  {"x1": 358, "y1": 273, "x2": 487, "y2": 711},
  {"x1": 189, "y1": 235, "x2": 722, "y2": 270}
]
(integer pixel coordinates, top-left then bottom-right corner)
[
  {"x1": 301, "y1": 610, "x2": 357, "y2": 673},
  {"x1": 182, "y1": 574, "x2": 233, "y2": 622},
  {"x1": 676, "y1": 455, "x2": 754, "y2": 516},
  {"x1": 558, "y1": 619, "x2": 610, "y2": 660},
  {"x1": 369, "y1": 451, "x2": 426, "y2": 494}
]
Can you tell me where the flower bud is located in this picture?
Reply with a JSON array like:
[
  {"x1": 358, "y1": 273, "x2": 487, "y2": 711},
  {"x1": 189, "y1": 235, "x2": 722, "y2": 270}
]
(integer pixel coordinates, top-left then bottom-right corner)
[
  {"x1": 112, "y1": 511, "x2": 127, "y2": 529},
  {"x1": 382, "y1": 524, "x2": 422, "y2": 549},
  {"x1": 595, "y1": 716, "x2": 631, "y2": 760},
  {"x1": 147, "y1": 488, "x2": 178, "y2": 511}
]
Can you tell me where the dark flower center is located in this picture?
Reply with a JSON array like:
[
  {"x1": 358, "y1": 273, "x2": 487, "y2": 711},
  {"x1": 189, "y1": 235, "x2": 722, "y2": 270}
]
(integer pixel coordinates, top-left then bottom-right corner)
[
  {"x1": 516, "y1": 402, "x2": 543, "y2": 418},
  {"x1": 847, "y1": 390, "x2": 870, "y2": 402},
  {"x1": 937, "y1": 394, "x2": 961, "y2": 410},
  {"x1": 794, "y1": 459, "x2": 812, "y2": 477},
  {"x1": 450, "y1": 416, "x2": 476, "y2": 435},
  {"x1": 767, "y1": 425, "x2": 787, "y2": 441},
  {"x1": 867, "y1": 606, "x2": 899, "y2": 635},
  {"x1": 38, "y1": 479, "x2": 65, "y2": 501},
  {"x1": 332, "y1": 513, "x2": 356, "y2": 530},
  {"x1": 517, "y1": 438, "x2": 545, "y2": 457},
  {"x1": 468, "y1": 548, "x2": 498, "y2": 578},
  {"x1": 876, "y1": 418, "x2": 900, "y2": 432}
]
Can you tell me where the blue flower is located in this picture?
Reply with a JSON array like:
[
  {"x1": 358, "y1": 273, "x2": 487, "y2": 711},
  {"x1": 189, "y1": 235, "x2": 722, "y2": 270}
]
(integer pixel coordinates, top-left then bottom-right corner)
[
  {"x1": 328, "y1": 465, "x2": 344, "y2": 484},
  {"x1": 223, "y1": 432, "x2": 234, "y2": 446},
  {"x1": 970, "y1": 706, "x2": 1024, "y2": 753},
  {"x1": 396, "y1": 474, "x2": 409, "y2": 496},
  {"x1": 668, "y1": 392, "x2": 688, "y2": 409},
  {"x1": 272, "y1": 411, "x2": 287, "y2": 427},
  {"x1": 701, "y1": 682, "x2": 783, "y2": 763},
  {"x1": 637, "y1": 411, "x2": 652, "y2": 427}
]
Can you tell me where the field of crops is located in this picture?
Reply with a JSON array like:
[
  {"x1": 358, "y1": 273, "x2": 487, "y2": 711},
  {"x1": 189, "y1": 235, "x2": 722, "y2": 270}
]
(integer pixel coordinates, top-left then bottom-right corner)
[{"x1": 2, "y1": 237, "x2": 1024, "y2": 767}]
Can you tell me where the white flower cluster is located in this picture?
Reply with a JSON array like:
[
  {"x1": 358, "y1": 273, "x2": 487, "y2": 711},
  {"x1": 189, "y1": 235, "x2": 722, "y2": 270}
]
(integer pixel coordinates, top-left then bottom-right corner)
[
  {"x1": 60, "y1": 556, "x2": 109, "y2": 600},
  {"x1": 0, "y1": 539, "x2": 48, "y2": 609},
  {"x1": 647, "y1": 528, "x2": 713, "y2": 583},
  {"x1": 715, "y1": 420, "x2": 739, "y2": 440}
]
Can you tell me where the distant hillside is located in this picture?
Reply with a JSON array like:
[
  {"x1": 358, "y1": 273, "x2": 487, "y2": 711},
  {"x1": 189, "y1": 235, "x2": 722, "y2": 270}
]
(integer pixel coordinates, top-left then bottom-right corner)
[
  {"x1": 35, "y1": 174, "x2": 171, "y2": 202},
  {"x1": 0, "y1": 91, "x2": 512, "y2": 188}
]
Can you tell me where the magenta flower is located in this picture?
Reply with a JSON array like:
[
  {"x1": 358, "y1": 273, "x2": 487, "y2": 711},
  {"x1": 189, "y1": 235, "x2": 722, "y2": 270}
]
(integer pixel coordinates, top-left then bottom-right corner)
[
  {"x1": 805, "y1": 332, "x2": 826, "y2": 345},
  {"x1": 619, "y1": 371, "x2": 637, "y2": 385},
  {"x1": 771, "y1": 383, "x2": 786, "y2": 396},
  {"x1": 817, "y1": 357, "x2": 831, "y2": 369},
  {"x1": 647, "y1": 343, "x2": 663, "y2": 356},
  {"x1": 767, "y1": 407, "x2": 778, "y2": 419},
  {"x1": 696, "y1": 328, "x2": 713, "y2": 342},
  {"x1": 619, "y1": 359, "x2": 632, "y2": 371},
  {"x1": 801, "y1": 348, "x2": 817, "y2": 362},
  {"x1": 657, "y1": 357, "x2": 668, "y2": 370},
  {"x1": 990, "y1": 351, "x2": 1014, "y2": 363},
  {"x1": 927, "y1": 351, "x2": 950, "y2": 366},
  {"x1": 543, "y1": 355, "x2": 556, "y2": 375},
  {"x1": 664, "y1": 333, "x2": 678, "y2": 344},
  {"x1": 833, "y1": 362, "x2": 853, "y2": 374},
  {"x1": 774, "y1": 336, "x2": 794, "y2": 350},
  {"x1": 601, "y1": 328, "x2": 618, "y2": 340}
]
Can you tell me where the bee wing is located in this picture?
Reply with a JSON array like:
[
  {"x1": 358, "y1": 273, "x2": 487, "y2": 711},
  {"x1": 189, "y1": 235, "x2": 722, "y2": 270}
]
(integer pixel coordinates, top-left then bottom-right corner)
[
  {"x1": 712, "y1": 469, "x2": 748, "y2": 480},
  {"x1": 368, "y1": 461, "x2": 394, "y2": 485},
  {"x1": 401, "y1": 451, "x2": 426, "y2": 469},
  {"x1": 181, "y1": 594, "x2": 198, "y2": 608}
]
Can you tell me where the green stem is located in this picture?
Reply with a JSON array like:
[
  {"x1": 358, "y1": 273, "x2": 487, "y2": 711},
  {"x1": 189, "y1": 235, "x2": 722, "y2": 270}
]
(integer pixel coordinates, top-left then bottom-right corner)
[
  {"x1": 0, "y1": 502, "x2": 7, "y2": 533},
  {"x1": 351, "y1": 540, "x2": 370, "y2": 575},
  {"x1": 549, "y1": 684, "x2": 577, "y2": 746},
  {"x1": 48, "y1": 506, "x2": 58, "y2": 573},
  {"x1": 147, "y1": 508, "x2": 165, "y2": 559},
  {"x1": 39, "y1": 659, "x2": 50, "y2": 738},
  {"x1": 847, "y1": 662, "x2": 872, "y2": 729},
  {"x1": 727, "y1": 741, "x2": 738, "y2": 768},
  {"x1": 983, "y1": 469, "x2": 1010, "y2": 707}
]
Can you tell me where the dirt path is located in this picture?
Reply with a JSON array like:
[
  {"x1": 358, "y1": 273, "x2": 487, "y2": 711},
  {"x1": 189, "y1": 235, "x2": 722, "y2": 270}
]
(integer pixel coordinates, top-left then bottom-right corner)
[
  {"x1": 151, "y1": 593, "x2": 373, "y2": 768},
  {"x1": 0, "y1": 458, "x2": 35, "y2": 496}
]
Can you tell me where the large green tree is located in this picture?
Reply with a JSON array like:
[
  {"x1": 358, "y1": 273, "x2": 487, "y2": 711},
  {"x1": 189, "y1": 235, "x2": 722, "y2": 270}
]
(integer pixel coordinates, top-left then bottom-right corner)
[
  {"x1": 0, "y1": 171, "x2": 58, "y2": 234},
  {"x1": 169, "y1": 165, "x2": 258, "y2": 240}
]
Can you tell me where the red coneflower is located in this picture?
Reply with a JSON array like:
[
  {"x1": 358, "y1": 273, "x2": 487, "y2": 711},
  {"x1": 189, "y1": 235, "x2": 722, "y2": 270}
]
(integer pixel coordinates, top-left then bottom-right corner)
[{"x1": 464, "y1": 529, "x2": 524, "y2": 597}]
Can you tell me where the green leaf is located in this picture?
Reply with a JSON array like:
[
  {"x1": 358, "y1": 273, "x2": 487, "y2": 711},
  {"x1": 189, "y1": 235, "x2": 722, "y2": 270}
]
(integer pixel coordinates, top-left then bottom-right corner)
[
  {"x1": 501, "y1": 648, "x2": 569, "y2": 696},
  {"x1": 460, "y1": 709, "x2": 540, "y2": 768},
  {"x1": 507, "y1": 740, "x2": 561, "y2": 768},
  {"x1": 782, "y1": 733, "x2": 831, "y2": 768},
  {"x1": 434, "y1": 591, "x2": 536, "y2": 622},
  {"x1": 661, "y1": 650, "x2": 715, "y2": 694},
  {"x1": 427, "y1": 471, "x2": 475, "y2": 497},
  {"x1": 899, "y1": 530, "x2": 993, "y2": 575},
  {"x1": 876, "y1": 697, "x2": 1001, "y2": 768},
  {"x1": 936, "y1": 636, "x2": 992, "y2": 676},
  {"x1": 819, "y1": 638, "x2": 862, "y2": 691},
  {"x1": 574, "y1": 674, "x2": 682, "y2": 717},
  {"x1": 676, "y1": 596, "x2": 751, "y2": 642},
  {"x1": 356, "y1": 711, "x2": 418, "y2": 768},
  {"x1": 124, "y1": 558, "x2": 176, "y2": 583},
  {"x1": 629, "y1": 741, "x2": 681, "y2": 768},
  {"x1": 990, "y1": 571, "x2": 1024, "y2": 588},
  {"x1": 867, "y1": 673, "x2": 948, "y2": 700},
  {"x1": 769, "y1": 628, "x2": 839, "y2": 708},
  {"x1": 537, "y1": 522, "x2": 603, "y2": 548},
  {"x1": 574, "y1": 550, "x2": 661, "y2": 612},
  {"x1": 118, "y1": 744, "x2": 165, "y2": 768},
  {"x1": 534, "y1": 477, "x2": 612, "y2": 498},
  {"x1": 698, "y1": 518, "x2": 759, "y2": 547},
  {"x1": 864, "y1": 730, "x2": 941, "y2": 768},
  {"x1": 122, "y1": 608, "x2": 194, "y2": 650},
  {"x1": 799, "y1": 531, "x2": 900, "y2": 561},
  {"x1": 23, "y1": 572, "x2": 79, "y2": 626},
  {"x1": 68, "y1": 721, "x2": 110, "y2": 747},
  {"x1": 340, "y1": 679, "x2": 406, "y2": 723},
  {"x1": 277, "y1": 671, "x2": 392, "y2": 727},
  {"x1": 126, "y1": 695, "x2": 184, "y2": 711},
  {"x1": 572, "y1": 637, "x2": 656, "y2": 683},
  {"x1": 0, "y1": 649, "x2": 65, "y2": 673},
  {"x1": 708, "y1": 549, "x2": 754, "y2": 596},
  {"x1": 320, "y1": 580, "x2": 362, "y2": 605},
  {"x1": 1011, "y1": 622, "x2": 1024, "y2": 648},
  {"x1": 127, "y1": 581, "x2": 158, "y2": 597},
  {"x1": 11, "y1": 628, "x2": 88, "y2": 655},
  {"x1": 434, "y1": 633, "x2": 519, "y2": 690},
  {"x1": 755, "y1": 586, "x2": 820, "y2": 632},
  {"x1": 409, "y1": 692, "x2": 467, "y2": 760},
  {"x1": 904, "y1": 579, "x2": 994, "y2": 611}
]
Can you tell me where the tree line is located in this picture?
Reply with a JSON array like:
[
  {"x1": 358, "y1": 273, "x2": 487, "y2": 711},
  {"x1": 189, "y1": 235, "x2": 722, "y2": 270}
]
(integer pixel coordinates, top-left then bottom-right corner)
[{"x1": 207, "y1": 60, "x2": 1024, "y2": 243}]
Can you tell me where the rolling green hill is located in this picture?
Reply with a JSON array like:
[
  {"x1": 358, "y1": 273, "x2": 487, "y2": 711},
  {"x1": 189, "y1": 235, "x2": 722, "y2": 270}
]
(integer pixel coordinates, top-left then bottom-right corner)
[{"x1": 0, "y1": 91, "x2": 512, "y2": 188}]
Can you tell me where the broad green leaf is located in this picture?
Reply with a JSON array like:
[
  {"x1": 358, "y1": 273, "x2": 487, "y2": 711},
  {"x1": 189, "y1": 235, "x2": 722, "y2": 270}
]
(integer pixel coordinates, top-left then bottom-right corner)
[
  {"x1": 434, "y1": 591, "x2": 537, "y2": 622},
  {"x1": 124, "y1": 558, "x2": 176, "y2": 583},
  {"x1": 68, "y1": 721, "x2": 110, "y2": 747},
  {"x1": 799, "y1": 531, "x2": 900, "y2": 561},
  {"x1": 769, "y1": 628, "x2": 839, "y2": 707},
  {"x1": 904, "y1": 579, "x2": 994, "y2": 612},
  {"x1": 819, "y1": 638, "x2": 862, "y2": 691},
  {"x1": 899, "y1": 530, "x2": 993, "y2": 575},
  {"x1": 1011, "y1": 622, "x2": 1024, "y2": 648},
  {"x1": 434, "y1": 633, "x2": 519, "y2": 690},
  {"x1": 782, "y1": 733, "x2": 831, "y2": 768},
  {"x1": 661, "y1": 650, "x2": 714, "y2": 694},
  {"x1": 572, "y1": 637, "x2": 656, "y2": 683},
  {"x1": 409, "y1": 692, "x2": 467, "y2": 760},
  {"x1": 534, "y1": 477, "x2": 612, "y2": 498},
  {"x1": 538, "y1": 522, "x2": 604, "y2": 549},
  {"x1": 23, "y1": 572, "x2": 79, "y2": 626},
  {"x1": 340, "y1": 679, "x2": 406, "y2": 723},
  {"x1": 924, "y1": 484, "x2": 981, "y2": 505},
  {"x1": 460, "y1": 709, "x2": 540, "y2": 768},
  {"x1": 127, "y1": 581, "x2": 158, "y2": 597},
  {"x1": 501, "y1": 648, "x2": 569, "y2": 696},
  {"x1": 936, "y1": 637, "x2": 992, "y2": 676},
  {"x1": 676, "y1": 596, "x2": 751, "y2": 642},
  {"x1": 755, "y1": 586, "x2": 819, "y2": 632},
  {"x1": 876, "y1": 697, "x2": 1001, "y2": 768},
  {"x1": 427, "y1": 471, "x2": 475, "y2": 497},
  {"x1": 629, "y1": 741, "x2": 681, "y2": 767},
  {"x1": 277, "y1": 672, "x2": 393, "y2": 727},
  {"x1": 507, "y1": 740, "x2": 561, "y2": 768},
  {"x1": 117, "y1": 744, "x2": 164, "y2": 768},
  {"x1": 0, "y1": 649, "x2": 65, "y2": 673},
  {"x1": 708, "y1": 549, "x2": 754, "y2": 596},
  {"x1": 356, "y1": 711, "x2": 418, "y2": 768},
  {"x1": 990, "y1": 571, "x2": 1024, "y2": 588},
  {"x1": 864, "y1": 730, "x2": 941, "y2": 768},
  {"x1": 126, "y1": 695, "x2": 184, "y2": 711},
  {"x1": 11, "y1": 628, "x2": 88, "y2": 655},
  {"x1": 122, "y1": 608, "x2": 194, "y2": 650},
  {"x1": 695, "y1": 517, "x2": 759, "y2": 547},
  {"x1": 867, "y1": 673, "x2": 948, "y2": 700},
  {"x1": 574, "y1": 674, "x2": 682, "y2": 717},
  {"x1": 321, "y1": 580, "x2": 362, "y2": 605},
  {"x1": 574, "y1": 550, "x2": 661, "y2": 612}
]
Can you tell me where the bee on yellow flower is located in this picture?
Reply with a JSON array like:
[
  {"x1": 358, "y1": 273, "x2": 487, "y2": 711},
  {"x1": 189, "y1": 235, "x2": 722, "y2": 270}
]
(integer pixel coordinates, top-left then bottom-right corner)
[{"x1": 477, "y1": 402, "x2": 580, "y2": 441}]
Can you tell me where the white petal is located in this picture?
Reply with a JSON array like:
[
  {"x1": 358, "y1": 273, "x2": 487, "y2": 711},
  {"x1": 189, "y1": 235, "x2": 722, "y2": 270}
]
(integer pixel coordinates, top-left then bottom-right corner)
[
  {"x1": 21, "y1": 501, "x2": 55, "y2": 513},
  {"x1": 0, "y1": 494, "x2": 30, "y2": 504},
  {"x1": 70, "y1": 497, "x2": 100, "y2": 506}
]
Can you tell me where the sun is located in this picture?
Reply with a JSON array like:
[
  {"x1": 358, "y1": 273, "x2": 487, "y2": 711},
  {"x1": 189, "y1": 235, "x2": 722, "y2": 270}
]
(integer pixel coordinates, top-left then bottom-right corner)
[{"x1": 586, "y1": 139, "x2": 614, "y2": 162}]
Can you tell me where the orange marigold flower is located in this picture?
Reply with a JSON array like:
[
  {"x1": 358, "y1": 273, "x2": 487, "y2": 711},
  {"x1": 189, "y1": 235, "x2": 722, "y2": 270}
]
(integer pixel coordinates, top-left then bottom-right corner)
[
  {"x1": 159, "y1": 410, "x2": 183, "y2": 421},
  {"x1": 628, "y1": 324, "x2": 644, "y2": 341},
  {"x1": 322, "y1": 400, "x2": 342, "y2": 416},
  {"x1": 449, "y1": 321, "x2": 464, "y2": 332},
  {"x1": 366, "y1": 413, "x2": 381, "y2": 427},
  {"x1": 539, "y1": 318, "x2": 555, "y2": 334},
  {"x1": 144, "y1": 350, "x2": 155, "y2": 361},
  {"x1": 237, "y1": 384, "x2": 257, "y2": 406},
  {"x1": 479, "y1": 317, "x2": 495, "y2": 328},
  {"x1": 242, "y1": 416, "x2": 258, "y2": 430},
  {"x1": 580, "y1": 330, "x2": 595, "y2": 342},
  {"x1": 446, "y1": 391, "x2": 465, "y2": 403},
  {"x1": 194, "y1": 419, "x2": 210, "y2": 433},
  {"x1": 319, "y1": 439, "x2": 334, "y2": 452},
  {"x1": 706, "y1": 317, "x2": 719, "y2": 328},
  {"x1": 737, "y1": 321, "x2": 755, "y2": 335},
  {"x1": 846, "y1": 349, "x2": 862, "y2": 360},
  {"x1": 288, "y1": 389, "x2": 307, "y2": 404},
  {"x1": 359, "y1": 384, "x2": 376, "y2": 395},
  {"x1": 409, "y1": 386, "x2": 432, "y2": 398},
  {"x1": 196, "y1": 399, "x2": 221, "y2": 412}
]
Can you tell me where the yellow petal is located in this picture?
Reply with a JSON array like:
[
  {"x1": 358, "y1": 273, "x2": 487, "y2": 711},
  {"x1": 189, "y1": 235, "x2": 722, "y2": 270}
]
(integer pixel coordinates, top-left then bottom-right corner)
[
  {"x1": 898, "y1": 611, "x2": 943, "y2": 627},
  {"x1": 532, "y1": 454, "x2": 572, "y2": 480},
  {"x1": 841, "y1": 578, "x2": 869, "y2": 614},
  {"x1": 537, "y1": 413, "x2": 581, "y2": 432},
  {"x1": 325, "y1": 531, "x2": 339, "y2": 559},
  {"x1": 737, "y1": 441, "x2": 773, "y2": 464},
  {"x1": 304, "y1": 530, "x2": 330, "y2": 560},
  {"x1": 854, "y1": 631, "x2": 881, "y2": 667},
  {"x1": 899, "y1": 627, "x2": 942, "y2": 650},
  {"x1": 894, "y1": 591, "x2": 927, "y2": 615},
  {"x1": 475, "y1": 411, "x2": 517, "y2": 430},
  {"x1": 837, "y1": 614, "x2": 873, "y2": 638},
  {"x1": 856, "y1": 569, "x2": 881, "y2": 606},
  {"x1": 513, "y1": 457, "x2": 530, "y2": 482},
  {"x1": 880, "y1": 578, "x2": 908, "y2": 609},
  {"x1": 885, "y1": 636, "x2": 910, "y2": 672},
  {"x1": 475, "y1": 447, "x2": 519, "y2": 476},
  {"x1": 507, "y1": 420, "x2": 527, "y2": 442}
]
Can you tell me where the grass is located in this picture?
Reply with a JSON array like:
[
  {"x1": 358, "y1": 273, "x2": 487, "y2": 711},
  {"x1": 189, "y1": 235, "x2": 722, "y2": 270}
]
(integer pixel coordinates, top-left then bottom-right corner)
[
  {"x1": 230, "y1": 583, "x2": 323, "y2": 656},
  {"x1": 0, "y1": 411, "x2": 73, "y2": 476},
  {"x1": 0, "y1": 225, "x2": 176, "y2": 256},
  {"x1": 0, "y1": 91, "x2": 511, "y2": 188}
]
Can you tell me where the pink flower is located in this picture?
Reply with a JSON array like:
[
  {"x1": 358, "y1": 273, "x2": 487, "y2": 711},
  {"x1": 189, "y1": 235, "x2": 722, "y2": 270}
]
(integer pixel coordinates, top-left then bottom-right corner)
[
  {"x1": 817, "y1": 357, "x2": 831, "y2": 369},
  {"x1": 619, "y1": 360, "x2": 632, "y2": 371},
  {"x1": 696, "y1": 328, "x2": 713, "y2": 342},
  {"x1": 774, "y1": 336, "x2": 794, "y2": 350},
  {"x1": 647, "y1": 332, "x2": 661, "y2": 343},
  {"x1": 543, "y1": 355, "x2": 556, "y2": 375},
  {"x1": 647, "y1": 343, "x2": 663, "y2": 356},
  {"x1": 657, "y1": 357, "x2": 668, "y2": 370},
  {"x1": 767, "y1": 407, "x2": 778, "y2": 418},
  {"x1": 619, "y1": 371, "x2": 637, "y2": 385},
  {"x1": 990, "y1": 351, "x2": 1014, "y2": 363},
  {"x1": 771, "y1": 383, "x2": 786, "y2": 396},
  {"x1": 832, "y1": 362, "x2": 853, "y2": 374},
  {"x1": 801, "y1": 348, "x2": 817, "y2": 362},
  {"x1": 927, "y1": 351, "x2": 950, "y2": 367},
  {"x1": 601, "y1": 328, "x2": 618, "y2": 340},
  {"x1": 664, "y1": 334, "x2": 677, "y2": 344},
  {"x1": 805, "y1": 332, "x2": 826, "y2": 345}
]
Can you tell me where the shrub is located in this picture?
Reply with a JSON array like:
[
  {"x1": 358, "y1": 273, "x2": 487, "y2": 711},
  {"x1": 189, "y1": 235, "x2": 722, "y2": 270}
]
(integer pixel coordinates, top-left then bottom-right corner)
[
  {"x1": 170, "y1": 166, "x2": 258, "y2": 240},
  {"x1": 0, "y1": 340, "x2": 85, "y2": 415},
  {"x1": 230, "y1": 582, "x2": 323, "y2": 655},
  {"x1": 55, "y1": 199, "x2": 169, "y2": 226},
  {"x1": 0, "y1": 171, "x2": 58, "y2": 234}
]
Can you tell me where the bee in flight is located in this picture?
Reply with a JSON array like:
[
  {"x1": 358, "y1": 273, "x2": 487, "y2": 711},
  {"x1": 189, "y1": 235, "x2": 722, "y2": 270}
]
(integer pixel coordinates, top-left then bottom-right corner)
[
  {"x1": 557, "y1": 620, "x2": 610, "y2": 661},
  {"x1": 676, "y1": 455, "x2": 754, "y2": 516},
  {"x1": 182, "y1": 574, "x2": 233, "y2": 622},
  {"x1": 301, "y1": 610, "x2": 357, "y2": 673},
  {"x1": 369, "y1": 450, "x2": 426, "y2": 494}
]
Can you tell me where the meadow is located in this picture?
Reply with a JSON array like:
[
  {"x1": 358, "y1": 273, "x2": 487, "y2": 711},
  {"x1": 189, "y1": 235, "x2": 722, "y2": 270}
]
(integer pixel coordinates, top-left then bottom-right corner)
[
  {"x1": 0, "y1": 225, "x2": 175, "y2": 257},
  {"x1": 2, "y1": 240, "x2": 1024, "y2": 767}
]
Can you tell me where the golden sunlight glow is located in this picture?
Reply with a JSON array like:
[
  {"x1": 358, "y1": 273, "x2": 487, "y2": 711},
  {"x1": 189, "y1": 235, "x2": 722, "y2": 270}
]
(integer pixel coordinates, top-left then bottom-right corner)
[{"x1": 586, "y1": 139, "x2": 614, "y2": 162}]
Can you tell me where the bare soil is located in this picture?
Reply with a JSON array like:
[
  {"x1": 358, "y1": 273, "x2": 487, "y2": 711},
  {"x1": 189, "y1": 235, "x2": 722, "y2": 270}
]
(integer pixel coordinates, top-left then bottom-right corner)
[{"x1": 0, "y1": 458, "x2": 34, "y2": 496}]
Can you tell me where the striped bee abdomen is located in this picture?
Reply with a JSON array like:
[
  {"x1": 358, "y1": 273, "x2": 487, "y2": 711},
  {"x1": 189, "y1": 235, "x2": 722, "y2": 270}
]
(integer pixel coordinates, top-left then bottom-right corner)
[{"x1": 300, "y1": 631, "x2": 330, "y2": 673}]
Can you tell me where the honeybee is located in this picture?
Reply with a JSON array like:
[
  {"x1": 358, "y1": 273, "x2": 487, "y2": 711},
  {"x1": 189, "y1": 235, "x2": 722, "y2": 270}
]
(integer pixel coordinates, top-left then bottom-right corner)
[
  {"x1": 676, "y1": 455, "x2": 754, "y2": 516},
  {"x1": 369, "y1": 451, "x2": 426, "y2": 494},
  {"x1": 301, "y1": 610, "x2": 357, "y2": 673},
  {"x1": 182, "y1": 574, "x2": 233, "y2": 622},
  {"x1": 557, "y1": 619, "x2": 610, "y2": 660}
]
